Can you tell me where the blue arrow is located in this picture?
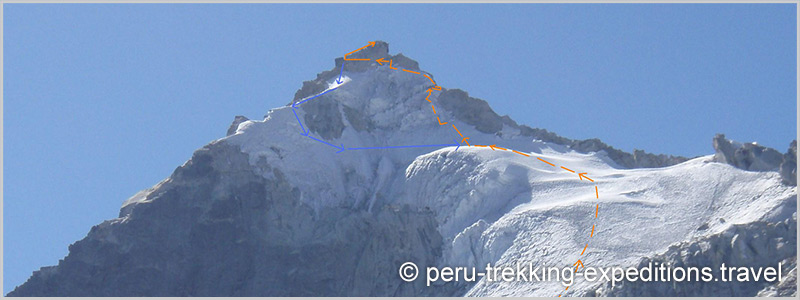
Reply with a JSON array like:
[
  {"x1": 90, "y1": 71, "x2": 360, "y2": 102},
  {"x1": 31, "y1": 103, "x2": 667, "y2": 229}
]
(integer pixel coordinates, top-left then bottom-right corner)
[
  {"x1": 453, "y1": 139, "x2": 461, "y2": 151},
  {"x1": 307, "y1": 135, "x2": 345, "y2": 153},
  {"x1": 292, "y1": 107, "x2": 308, "y2": 136},
  {"x1": 348, "y1": 141, "x2": 459, "y2": 151},
  {"x1": 336, "y1": 61, "x2": 345, "y2": 84},
  {"x1": 294, "y1": 86, "x2": 339, "y2": 107}
]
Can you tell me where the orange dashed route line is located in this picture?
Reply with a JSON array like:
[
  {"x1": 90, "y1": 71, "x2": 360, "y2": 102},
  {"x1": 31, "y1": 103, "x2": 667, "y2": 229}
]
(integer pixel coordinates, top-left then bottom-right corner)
[
  {"x1": 344, "y1": 41, "x2": 376, "y2": 61},
  {"x1": 423, "y1": 74, "x2": 436, "y2": 84},
  {"x1": 451, "y1": 124, "x2": 464, "y2": 137},
  {"x1": 512, "y1": 150, "x2": 529, "y2": 157},
  {"x1": 343, "y1": 42, "x2": 600, "y2": 297},
  {"x1": 537, "y1": 157, "x2": 556, "y2": 167}
]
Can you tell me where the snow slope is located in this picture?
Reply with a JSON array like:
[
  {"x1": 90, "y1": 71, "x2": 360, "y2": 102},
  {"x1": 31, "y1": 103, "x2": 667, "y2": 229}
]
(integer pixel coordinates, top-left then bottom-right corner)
[{"x1": 403, "y1": 149, "x2": 794, "y2": 296}]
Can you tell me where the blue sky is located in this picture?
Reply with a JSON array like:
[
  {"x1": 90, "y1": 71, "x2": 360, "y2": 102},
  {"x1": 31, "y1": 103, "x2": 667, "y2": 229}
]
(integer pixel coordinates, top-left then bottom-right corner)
[{"x1": 3, "y1": 3, "x2": 796, "y2": 293}]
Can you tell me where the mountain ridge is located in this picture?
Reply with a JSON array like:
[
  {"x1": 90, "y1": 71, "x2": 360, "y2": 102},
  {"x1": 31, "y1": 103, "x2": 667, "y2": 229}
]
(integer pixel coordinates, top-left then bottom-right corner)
[{"x1": 283, "y1": 40, "x2": 690, "y2": 169}]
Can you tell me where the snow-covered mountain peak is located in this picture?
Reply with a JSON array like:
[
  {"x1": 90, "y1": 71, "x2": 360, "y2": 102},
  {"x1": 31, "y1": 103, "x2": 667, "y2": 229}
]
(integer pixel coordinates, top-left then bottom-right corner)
[{"x1": 9, "y1": 40, "x2": 797, "y2": 298}]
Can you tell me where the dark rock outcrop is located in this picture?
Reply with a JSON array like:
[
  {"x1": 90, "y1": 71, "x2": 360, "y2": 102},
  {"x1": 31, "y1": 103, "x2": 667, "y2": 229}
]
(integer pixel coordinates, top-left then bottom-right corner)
[
  {"x1": 436, "y1": 89, "x2": 504, "y2": 134},
  {"x1": 712, "y1": 134, "x2": 784, "y2": 171},
  {"x1": 568, "y1": 138, "x2": 688, "y2": 169},
  {"x1": 302, "y1": 94, "x2": 346, "y2": 140},
  {"x1": 226, "y1": 115, "x2": 249, "y2": 136},
  {"x1": 780, "y1": 140, "x2": 797, "y2": 186},
  {"x1": 712, "y1": 134, "x2": 797, "y2": 186}
]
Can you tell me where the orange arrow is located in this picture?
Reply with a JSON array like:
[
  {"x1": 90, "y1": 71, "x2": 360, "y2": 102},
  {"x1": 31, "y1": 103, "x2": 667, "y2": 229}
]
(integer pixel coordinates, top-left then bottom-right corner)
[
  {"x1": 488, "y1": 145, "x2": 507, "y2": 151},
  {"x1": 578, "y1": 173, "x2": 594, "y2": 182},
  {"x1": 376, "y1": 57, "x2": 390, "y2": 65},
  {"x1": 437, "y1": 116, "x2": 447, "y2": 125},
  {"x1": 425, "y1": 89, "x2": 432, "y2": 102},
  {"x1": 389, "y1": 59, "x2": 398, "y2": 70},
  {"x1": 461, "y1": 137, "x2": 470, "y2": 146},
  {"x1": 573, "y1": 259, "x2": 584, "y2": 272},
  {"x1": 344, "y1": 41, "x2": 377, "y2": 61}
]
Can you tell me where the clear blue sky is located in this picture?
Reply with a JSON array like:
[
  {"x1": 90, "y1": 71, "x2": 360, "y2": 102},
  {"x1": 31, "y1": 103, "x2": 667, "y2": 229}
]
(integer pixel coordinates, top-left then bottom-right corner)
[{"x1": 3, "y1": 3, "x2": 796, "y2": 293}]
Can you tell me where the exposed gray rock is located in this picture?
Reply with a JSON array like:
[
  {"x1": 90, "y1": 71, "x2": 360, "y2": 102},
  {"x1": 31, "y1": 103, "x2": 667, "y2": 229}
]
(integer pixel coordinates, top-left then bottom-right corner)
[
  {"x1": 434, "y1": 89, "x2": 688, "y2": 169},
  {"x1": 436, "y1": 89, "x2": 504, "y2": 134},
  {"x1": 342, "y1": 104, "x2": 375, "y2": 132},
  {"x1": 302, "y1": 94, "x2": 345, "y2": 140},
  {"x1": 591, "y1": 216, "x2": 797, "y2": 297},
  {"x1": 567, "y1": 138, "x2": 687, "y2": 168},
  {"x1": 780, "y1": 140, "x2": 797, "y2": 186},
  {"x1": 7, "y1": 141, "x2": 454, "y2": 297},
  {"x1": 713, "y1": 134, "x2": 784, "y2": 171},
  {"x1": 289, "y1": 40, "x2": 414, "y2": 140},
  {"x1": 291, "y1": 41, "x2": 396, "y2": 102},
  {"x1": 226, "y1": 115, "x2": 249, "y2": 136}
]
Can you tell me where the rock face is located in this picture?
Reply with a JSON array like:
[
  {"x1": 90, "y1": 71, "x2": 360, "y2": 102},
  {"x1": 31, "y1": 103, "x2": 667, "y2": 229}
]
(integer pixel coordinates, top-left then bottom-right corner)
[
  {"x1": 8, "y1": 142, "x2": 451, "y2": 297},
  {"x1": 712, "y1": 134, "x2": 784, "y2": 171},
  {"x1": 592, "y1": 216, "x2": 797, "y2": 297},
  {"x1": 780, "y1": 140, "x2": 797, "y2": 186},
  {"x1": 712, "y1": 134, "x2": 796, "y2": 186}
]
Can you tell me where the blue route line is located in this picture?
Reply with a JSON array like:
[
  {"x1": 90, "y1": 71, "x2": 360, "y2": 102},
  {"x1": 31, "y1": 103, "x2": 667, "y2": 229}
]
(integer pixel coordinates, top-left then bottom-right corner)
[
  {"x1": 349, "y1": 140, "x2": 460, "y2": 151},
  {"x1": 294, "y1": 86, "x2": 339, "y2": 107},
  {"x1": 290, "y1": 73, "x2": 460, "y2": 154},
  {"x1": 291, "y1": 107, "x2": 308, "y2": 136},
  {"x1": 336, "y1": 61, "x2": 345, "y2": 84},
  {"x1": 307, "y1": 135, "x2": 346, "y2": 153}
]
